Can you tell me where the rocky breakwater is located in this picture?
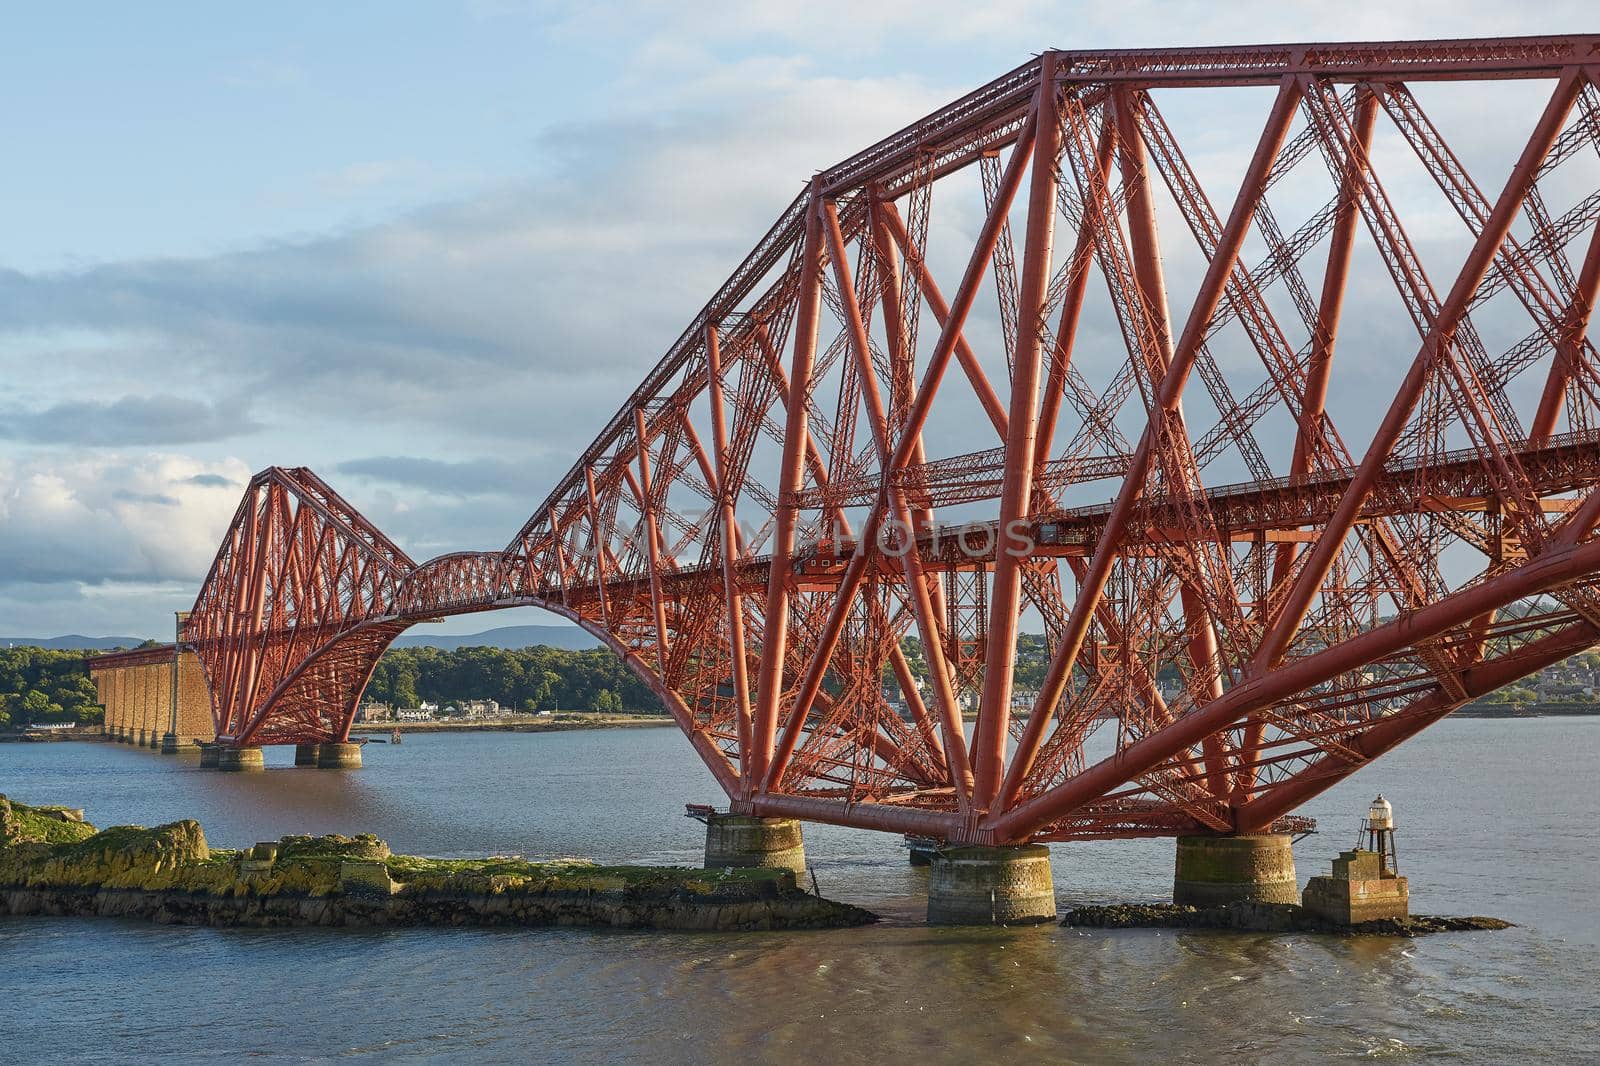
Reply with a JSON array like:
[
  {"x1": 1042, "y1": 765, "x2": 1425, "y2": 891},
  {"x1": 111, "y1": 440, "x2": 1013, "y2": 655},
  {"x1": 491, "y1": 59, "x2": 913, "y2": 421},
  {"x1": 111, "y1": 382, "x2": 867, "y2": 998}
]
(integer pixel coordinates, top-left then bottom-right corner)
[
  {"x1": 1060, "y1": 901, "x2": 1511, "y2": 937},
  {"x1": 0, "y1": 794, "x2": 876, "y2": 932}
]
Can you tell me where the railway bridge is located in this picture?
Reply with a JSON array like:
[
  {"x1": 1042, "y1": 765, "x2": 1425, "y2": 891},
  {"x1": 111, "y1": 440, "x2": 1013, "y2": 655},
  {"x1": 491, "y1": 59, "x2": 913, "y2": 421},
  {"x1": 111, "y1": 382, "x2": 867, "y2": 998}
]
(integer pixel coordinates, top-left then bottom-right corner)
[{"x1": 92, "y1": 35, "x2": 1600, "y2": 921}]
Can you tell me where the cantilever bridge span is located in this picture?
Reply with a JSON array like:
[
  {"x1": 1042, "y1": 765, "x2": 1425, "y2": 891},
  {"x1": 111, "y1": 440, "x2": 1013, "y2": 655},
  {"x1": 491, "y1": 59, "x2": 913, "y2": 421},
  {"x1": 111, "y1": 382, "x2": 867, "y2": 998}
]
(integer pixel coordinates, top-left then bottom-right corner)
[{"x1": 182, "y1": 36, "x2": 1600, "y2": 847}]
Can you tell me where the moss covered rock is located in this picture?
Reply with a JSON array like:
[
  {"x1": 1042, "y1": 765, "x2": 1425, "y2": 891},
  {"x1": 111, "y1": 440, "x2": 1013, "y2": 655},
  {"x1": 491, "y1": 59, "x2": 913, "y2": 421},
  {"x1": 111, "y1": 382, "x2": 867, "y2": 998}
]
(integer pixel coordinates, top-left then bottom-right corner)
[
  {"x1": 2, "y1": 820, "x2": 208, "y2": 889},
  {"x1": 0, "y1": 796, "x2": 99, "y2": 846},
  {"x1": 0, "y1": 797, "x2": 877, "y2": 930}
]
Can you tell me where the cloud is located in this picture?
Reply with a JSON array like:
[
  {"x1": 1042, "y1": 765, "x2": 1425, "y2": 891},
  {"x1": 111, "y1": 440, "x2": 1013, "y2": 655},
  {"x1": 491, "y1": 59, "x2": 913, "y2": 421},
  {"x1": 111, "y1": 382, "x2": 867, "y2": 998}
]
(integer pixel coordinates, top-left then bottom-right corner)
[
  {"x1": 0, "y1": 395, "x2": 260, "y2": 446},
  {"x1": 181, "y1": 473, "x2": 239, "y2": 488},
  {"x1": 0, "y1": 453, "x2": 252, "y2": 587},
  {"x1": 335, "y1": 455, "x2": 530, "y2": 497},
  {"x1": 0, "y1": 52, "x2": 950, "y2": 468}
]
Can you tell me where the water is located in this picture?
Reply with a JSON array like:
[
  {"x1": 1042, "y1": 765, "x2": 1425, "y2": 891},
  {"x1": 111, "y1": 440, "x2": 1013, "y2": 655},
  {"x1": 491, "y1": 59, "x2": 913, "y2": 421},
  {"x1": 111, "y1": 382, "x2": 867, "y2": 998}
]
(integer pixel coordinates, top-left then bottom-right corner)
[{"x1": 2, "y1": 719, "x2": 1597, "y2": 1063}]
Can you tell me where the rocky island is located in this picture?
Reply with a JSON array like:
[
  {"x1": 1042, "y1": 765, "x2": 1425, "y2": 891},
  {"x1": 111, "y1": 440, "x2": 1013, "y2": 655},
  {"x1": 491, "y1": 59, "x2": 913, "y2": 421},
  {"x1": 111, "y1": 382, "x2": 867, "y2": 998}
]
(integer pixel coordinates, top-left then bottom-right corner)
[
  {"x1": 0, "y1": 794, "x2": 875, "y2": 932},
  {"x1": 1061, "y1": 901, "x2": 1512, "y2": 937}
]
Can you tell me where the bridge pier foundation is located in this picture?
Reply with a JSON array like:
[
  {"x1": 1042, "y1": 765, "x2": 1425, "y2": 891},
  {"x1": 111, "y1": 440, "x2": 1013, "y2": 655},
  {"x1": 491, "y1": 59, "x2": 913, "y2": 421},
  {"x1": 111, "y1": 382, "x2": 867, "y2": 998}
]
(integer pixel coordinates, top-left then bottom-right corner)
[
  {"x1": 316, "y1": 742, "x2": 362, "y2": 769},
  {"x1": 146, "y1": 732, "x2": 162, "y2": 750},
  {"x1": 1173, "y1": 834, "x2": 1298, "y2": 907},
  {"x1": 294, "y1": 743, "x2": 322, "y2": 767},
  {"x1": 197, "y1": 743, "x2": 219, "y2": 768},
  {"x1": 926, "y1": 845, "x2": 1056, "y2": 925},
  {"x1": 160, "y1": 732, "x2": 180, "y2": 755},
  {"x1": 217, "y1": 746, "x2": 265, "y2": 772},
  {"x1": 703, "y1": 814, "x2": 805, "y2": 875}
]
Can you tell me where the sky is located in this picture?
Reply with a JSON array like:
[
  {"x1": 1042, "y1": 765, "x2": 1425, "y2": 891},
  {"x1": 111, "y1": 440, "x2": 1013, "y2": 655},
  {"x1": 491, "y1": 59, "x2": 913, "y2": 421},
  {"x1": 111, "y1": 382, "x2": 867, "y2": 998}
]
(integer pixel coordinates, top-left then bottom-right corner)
[{"x1": 0, "y1": 1, "x2": 1593, "y2": 638}]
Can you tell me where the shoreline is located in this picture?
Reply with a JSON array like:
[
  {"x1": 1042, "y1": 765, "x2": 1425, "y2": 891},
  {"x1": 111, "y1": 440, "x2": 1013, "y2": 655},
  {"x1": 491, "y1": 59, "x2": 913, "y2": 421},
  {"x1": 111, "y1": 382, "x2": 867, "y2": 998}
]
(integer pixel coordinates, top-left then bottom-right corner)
[{"x1": 350, "y1": 713, "x2": 676, "y2": 736}]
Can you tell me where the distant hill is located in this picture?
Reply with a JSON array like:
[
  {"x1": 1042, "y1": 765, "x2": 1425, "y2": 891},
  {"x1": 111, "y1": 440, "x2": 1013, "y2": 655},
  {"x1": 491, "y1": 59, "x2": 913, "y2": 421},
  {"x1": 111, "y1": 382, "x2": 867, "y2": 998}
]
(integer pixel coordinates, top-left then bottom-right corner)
[
  {"x1": 1, "y1": 635, "x2": 155, "y2": 651},
  {"x1": 391, "y1": 625, "x2": 599, "y2": 651}
]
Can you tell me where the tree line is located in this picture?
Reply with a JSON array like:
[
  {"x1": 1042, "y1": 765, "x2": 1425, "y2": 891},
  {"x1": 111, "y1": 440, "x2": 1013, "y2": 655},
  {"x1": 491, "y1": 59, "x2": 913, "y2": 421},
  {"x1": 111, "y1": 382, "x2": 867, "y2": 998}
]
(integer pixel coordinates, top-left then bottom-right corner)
[
  {"x1": 363, "y1": 645, "x2": 665, "y2": 715},
  {"x1": 0, "y1": 647, "x2": 104, "y2": 728}
]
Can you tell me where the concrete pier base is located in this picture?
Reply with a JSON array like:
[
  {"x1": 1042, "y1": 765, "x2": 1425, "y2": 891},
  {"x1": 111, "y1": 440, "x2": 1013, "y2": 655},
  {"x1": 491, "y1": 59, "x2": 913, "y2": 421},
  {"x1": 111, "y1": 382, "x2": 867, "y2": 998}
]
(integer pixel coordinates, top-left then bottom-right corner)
[
  {"x1": 703, "y1": 815, "x2": 805, "y2": 874},
  {"x1": 160, "y1": 732, "x2": 180, "y2": 755},
  {"x1": 146, "y1": 732, "x2": 162, "y2": 750},
  {"x1": 927, "y1": 845, "x2": 1056, "y2": 925},
  {"x1": 1173, "y1": 834, "x2": 1298, "y2": 907},
  {"x1": 135, "y1": 729, "x2": 147, "y2": 747},
  {"x1": 197, "y1": 743, "x2": 219, "y2": 768},
  {"x1": 316, "y1": 742, "x2": 362, "y2": 769},
  {"x1": 217, "y1": 746, "x2": 265, "y2": 772},
  {"x1": 294, "y1": 743, "x2": 323, "y2": 767}
]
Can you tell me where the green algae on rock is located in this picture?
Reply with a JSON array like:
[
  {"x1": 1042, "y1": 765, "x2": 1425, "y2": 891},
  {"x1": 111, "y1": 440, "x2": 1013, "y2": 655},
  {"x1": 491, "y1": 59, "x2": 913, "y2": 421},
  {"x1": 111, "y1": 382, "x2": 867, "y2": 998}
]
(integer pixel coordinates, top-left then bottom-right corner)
[{"x1": 0, "y1": 796, "x2": 876, "y2": 931}]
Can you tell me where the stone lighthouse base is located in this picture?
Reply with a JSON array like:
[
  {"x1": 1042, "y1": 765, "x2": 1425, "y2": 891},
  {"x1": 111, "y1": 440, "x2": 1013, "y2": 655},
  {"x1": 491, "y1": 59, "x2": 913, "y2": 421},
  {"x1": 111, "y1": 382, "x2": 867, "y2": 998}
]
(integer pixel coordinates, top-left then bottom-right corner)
[{"x1": 1303, "y1": 849, "x2": 1409, "y2": 924}]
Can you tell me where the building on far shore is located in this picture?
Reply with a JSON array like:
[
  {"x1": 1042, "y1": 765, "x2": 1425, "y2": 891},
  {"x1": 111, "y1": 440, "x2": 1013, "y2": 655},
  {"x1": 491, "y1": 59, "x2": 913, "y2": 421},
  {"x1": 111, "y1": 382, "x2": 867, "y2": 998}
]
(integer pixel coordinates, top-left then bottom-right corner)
[{"x1": 356, "y1": 702, "x2": 393, "y2": 723}]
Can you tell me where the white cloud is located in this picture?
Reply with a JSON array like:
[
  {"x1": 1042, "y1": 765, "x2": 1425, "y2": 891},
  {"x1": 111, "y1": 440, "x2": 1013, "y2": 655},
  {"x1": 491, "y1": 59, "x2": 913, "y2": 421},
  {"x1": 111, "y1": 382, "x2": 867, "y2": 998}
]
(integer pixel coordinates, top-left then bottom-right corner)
[{"x1": 0, "y1": 453, "x2": 250, "y2": 588}]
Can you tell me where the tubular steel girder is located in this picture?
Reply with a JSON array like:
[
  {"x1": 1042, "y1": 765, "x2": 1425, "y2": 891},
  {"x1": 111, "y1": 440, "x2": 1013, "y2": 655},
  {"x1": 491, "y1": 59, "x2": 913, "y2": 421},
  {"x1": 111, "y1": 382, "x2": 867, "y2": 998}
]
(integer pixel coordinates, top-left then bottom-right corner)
[{"x1": 182, "y1": 37, "x2": 1600, "y2": 844}]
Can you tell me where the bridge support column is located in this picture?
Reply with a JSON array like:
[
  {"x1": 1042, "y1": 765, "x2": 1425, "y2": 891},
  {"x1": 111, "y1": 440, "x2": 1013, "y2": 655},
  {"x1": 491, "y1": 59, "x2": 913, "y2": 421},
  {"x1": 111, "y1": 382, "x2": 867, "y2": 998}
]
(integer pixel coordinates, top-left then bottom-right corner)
[
  {"x1": 197, "y1": 743, "x2": 219, "y2": 768},
  {"x1": 927, "y1": 845, "x2": 1056, "y2": 925},
  {"x1": 1173, "y1": 834, "x2": 1298, "y2": 907},
  {"x1": 146, "y1": 731, "x2": 162, "y2": 750},
  {"x1": 316, "y1": 742, "x2": 362, "y2": 769},
  {"x1": 294, "y1": 743, "x2": 322, "y2": 767},
  {"x1": 160, "y1": 732, "x2": 180, "y2": 755},
  {"x1": 703, "y1": 814, "x2": 805, "y2": 874},
  {"x1": 217, "y1": 746, "x2": 265, "y2": 772}
]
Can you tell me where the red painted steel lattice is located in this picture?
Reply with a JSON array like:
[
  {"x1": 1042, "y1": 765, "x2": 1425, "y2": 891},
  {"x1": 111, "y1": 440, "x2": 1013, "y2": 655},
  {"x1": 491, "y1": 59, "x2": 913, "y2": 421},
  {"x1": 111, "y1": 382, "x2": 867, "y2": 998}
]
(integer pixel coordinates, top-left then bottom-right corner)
[{"x1": 185, "y1": 37, "x2": 1600, "y2": 845}]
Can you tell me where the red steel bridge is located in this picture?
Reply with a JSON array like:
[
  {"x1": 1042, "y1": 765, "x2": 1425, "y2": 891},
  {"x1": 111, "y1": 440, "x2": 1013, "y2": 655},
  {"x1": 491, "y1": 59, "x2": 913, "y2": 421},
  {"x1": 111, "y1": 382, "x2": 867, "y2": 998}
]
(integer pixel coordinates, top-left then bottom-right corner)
[{"x1": 182, "y1": 36, "x2": 1600, "y2": 847}]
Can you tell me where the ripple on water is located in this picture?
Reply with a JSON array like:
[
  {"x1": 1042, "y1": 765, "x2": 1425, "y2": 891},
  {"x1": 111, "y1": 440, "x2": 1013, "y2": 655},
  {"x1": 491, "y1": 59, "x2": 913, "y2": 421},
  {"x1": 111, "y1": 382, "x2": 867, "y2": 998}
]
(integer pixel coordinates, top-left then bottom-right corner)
[{"x1": 2, "y1": 721, "x2": 1597, "y2": 1063}]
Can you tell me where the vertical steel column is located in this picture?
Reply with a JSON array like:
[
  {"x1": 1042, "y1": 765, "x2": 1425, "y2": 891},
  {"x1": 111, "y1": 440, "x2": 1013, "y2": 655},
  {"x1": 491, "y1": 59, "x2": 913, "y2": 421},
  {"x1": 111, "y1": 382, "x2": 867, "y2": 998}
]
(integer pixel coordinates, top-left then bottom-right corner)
[
  {"x1": 1290, "y1": 89, "x2": 1379, "y2": 477},
  {"x1": 705, "y1": 324, "x2": 756, "y2": 787},
  {"x1": 752, "y1": 176, "x2": 826, "y2": 787},
  {"x1": 1036, "y1": 117, "x2": 1116, "y2": 470},
  {"x1": 974, "y1": 53, "x2": 1062, "y2": 809},
  {"x1": 583, "y1": 466, "x2": 611, "y2": 632},
  {"x1": 632, "y1": 407, "x2": 671, "y2": 671},
  {"x1": 1116, "y1": 86, "x2": 1231, "y2": 801}
]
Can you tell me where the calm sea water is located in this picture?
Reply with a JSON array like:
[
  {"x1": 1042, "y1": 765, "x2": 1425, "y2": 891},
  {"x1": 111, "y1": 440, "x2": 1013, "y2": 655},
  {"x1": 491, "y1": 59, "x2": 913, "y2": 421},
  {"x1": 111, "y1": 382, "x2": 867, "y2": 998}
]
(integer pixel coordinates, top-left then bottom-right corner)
[{"x1": 2, "y1": 719, "x2": 1596, "y2": 1064}]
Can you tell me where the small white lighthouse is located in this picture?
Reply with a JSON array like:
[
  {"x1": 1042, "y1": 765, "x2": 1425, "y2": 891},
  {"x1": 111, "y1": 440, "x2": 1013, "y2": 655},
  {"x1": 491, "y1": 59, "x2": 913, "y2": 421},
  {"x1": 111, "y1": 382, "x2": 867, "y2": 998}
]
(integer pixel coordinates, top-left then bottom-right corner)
[{"x1": 1363, "y1": 794, "x2": 1398, "y2": 876}]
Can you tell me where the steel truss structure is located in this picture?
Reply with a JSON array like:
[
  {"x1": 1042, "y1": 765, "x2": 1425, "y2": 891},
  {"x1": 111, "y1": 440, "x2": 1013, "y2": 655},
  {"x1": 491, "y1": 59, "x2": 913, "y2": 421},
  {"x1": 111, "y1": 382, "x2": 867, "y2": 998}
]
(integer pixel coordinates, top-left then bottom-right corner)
[{"x1": 186, "y1": 36, "x2": 1600, "y2": 845}]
